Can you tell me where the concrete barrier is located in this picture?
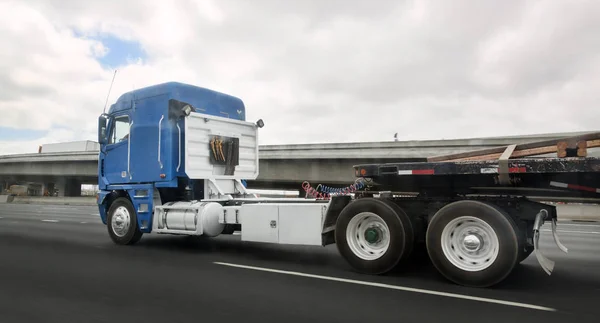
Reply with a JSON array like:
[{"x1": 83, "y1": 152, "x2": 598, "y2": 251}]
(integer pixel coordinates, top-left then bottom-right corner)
[
  {"x1": 0, "y1": 195, "x2": 12, "y2": 203},
  {"x1": 556, "y1": 204, "x2": 600, "y2": 222},
  {"x1": 10, "y1": 196, "x2": 96, "y2": 206}
]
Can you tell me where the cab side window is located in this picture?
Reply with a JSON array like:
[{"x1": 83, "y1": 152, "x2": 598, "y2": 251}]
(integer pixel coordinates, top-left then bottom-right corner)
[{"x1": 109, "y1": 115, "x2": 130, "y2": 144}]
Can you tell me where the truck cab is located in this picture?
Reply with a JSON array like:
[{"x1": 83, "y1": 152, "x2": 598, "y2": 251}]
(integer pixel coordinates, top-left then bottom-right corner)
[
  {"x1": 98, "y1": 81, "x2": 247, "y2": 186},
  {"x1": 96, "y1": 82, "x2": 258, "y2": 239}
]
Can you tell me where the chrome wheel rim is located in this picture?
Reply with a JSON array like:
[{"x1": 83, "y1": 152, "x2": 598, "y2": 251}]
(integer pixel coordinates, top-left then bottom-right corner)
[
  {"x1": 346, "y1": 212, "x2": 390, "y2": 260},
  {"x1": 440, "y1": 216, "x2": 499, "y2": 272},
  {"x1": 111, "y1": 206, "x2": 131, "y2": 237}
]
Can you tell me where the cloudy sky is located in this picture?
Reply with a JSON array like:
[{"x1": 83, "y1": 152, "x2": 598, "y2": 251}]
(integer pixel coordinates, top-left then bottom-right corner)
[{"x1": 0, "y1": 0, "x2": 598, "y2": 155}]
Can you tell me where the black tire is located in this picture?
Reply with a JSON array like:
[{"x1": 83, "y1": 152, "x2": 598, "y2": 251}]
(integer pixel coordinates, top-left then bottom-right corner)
[
  {"x1": 380, "y1": 199, "x2": 415, "y2": 267},
  {"x1": 513, "y1": 218, "x2": 532, "y2": 263},
  {"x1": 106, "y1": 197, "x2": 143, "y2": 245},
  {"x1": 335, "y1": 198, "x2": 411, "y2": 275},
  {"x1": 426, "y1": 200, "x2": 520, "y2": 288}
]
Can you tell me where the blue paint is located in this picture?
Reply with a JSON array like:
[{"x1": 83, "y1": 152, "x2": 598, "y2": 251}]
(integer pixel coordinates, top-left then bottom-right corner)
[
  {"x1": 110, "y1": 82, "x2": 246, "y2": 120},
  {"x1": 0, "y1": 126, "x2": 47, "y2": 141},
  {"x1": 97, "y1": 184, "x2": 155, "y2": 232},
  {"x1": 97, "y1": 190, "x2": 112, "y2": 225},
  {"x1": 126, "y1": 185, "x2": 155, "y2": 233}
]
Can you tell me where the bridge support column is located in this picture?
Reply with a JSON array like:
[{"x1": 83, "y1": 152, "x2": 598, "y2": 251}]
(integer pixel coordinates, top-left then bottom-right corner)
[
  {"x1": 40, "y1": 182, "x2": 56, "y2": 196},
  {"x1": 0, "y1": 179, "x2": 6, "y2": 194},
  {"x1": 30, "y1": 183, "x2": 43, "y2": 196},
  {"x1": 55, "y1": 179, "x2": 65, "y2": 197},
  {"x1": 54, "y1": 178, "x2": 82, "y2": 197}
]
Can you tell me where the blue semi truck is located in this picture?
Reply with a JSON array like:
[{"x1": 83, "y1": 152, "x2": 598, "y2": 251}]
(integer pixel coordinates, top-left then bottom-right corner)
[{"x1": 97, "y1": 81, "x2": 600, "y2": 288}]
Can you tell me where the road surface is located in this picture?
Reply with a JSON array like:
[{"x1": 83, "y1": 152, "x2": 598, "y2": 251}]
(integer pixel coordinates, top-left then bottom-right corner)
[{"x1": 0, "y1": 203, "x2": 599, "y2": 323}]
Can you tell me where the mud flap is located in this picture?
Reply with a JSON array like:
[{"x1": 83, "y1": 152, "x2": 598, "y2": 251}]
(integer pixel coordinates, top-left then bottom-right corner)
[
  {"x1": 533, "y1": 209, "x2": 554, "y2": 275},
  {"x1": 551, "y1": 217, "x2": 569, "y2": 254},
  {"x1": 533, "y1": 209, "x2": 569, "y2": 276}
]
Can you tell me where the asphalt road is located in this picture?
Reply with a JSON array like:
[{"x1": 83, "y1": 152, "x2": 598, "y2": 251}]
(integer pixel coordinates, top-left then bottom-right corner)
[{"x1": 1, "y1": 203, "x2": 599, "y2": 323}]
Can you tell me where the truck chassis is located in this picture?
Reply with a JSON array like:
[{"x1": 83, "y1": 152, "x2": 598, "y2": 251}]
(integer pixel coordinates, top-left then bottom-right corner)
[{"x1": 98, "y1": 109, "x2": 600, "y2": 288}]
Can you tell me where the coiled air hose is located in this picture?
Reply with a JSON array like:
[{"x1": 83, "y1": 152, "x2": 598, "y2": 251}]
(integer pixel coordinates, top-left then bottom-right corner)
[{"x1": 301, "y1": 178, "x2": 368, "y2": 199}]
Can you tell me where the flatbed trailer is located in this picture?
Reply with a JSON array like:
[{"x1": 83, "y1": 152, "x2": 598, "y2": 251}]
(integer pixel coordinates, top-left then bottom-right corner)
[
  {"x1": 354, "y1": 155, "x2": 600, "y2": 200},
  {"x1": 345, "y1": 152, "x2": 600, "y2": 286},
  {"x1": 96, "y1": 82, "x2": 600, "y2": 288}
]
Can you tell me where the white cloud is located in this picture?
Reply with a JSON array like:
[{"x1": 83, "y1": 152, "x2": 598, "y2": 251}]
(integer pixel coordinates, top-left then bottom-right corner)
[{"x1": 0, "y1": 0, "x2": 599, "y2": 155}]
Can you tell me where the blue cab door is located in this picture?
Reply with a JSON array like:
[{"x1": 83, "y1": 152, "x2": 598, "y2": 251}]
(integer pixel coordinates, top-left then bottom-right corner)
[{"x1": 103, "y1": 112, "x2": 132, "y2": 184}]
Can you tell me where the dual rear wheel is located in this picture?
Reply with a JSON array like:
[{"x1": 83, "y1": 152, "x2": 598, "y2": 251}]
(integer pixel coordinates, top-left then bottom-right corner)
[
  {"x1": 335, "y1": 198, "x2": 522, "y2": 287},
  {"x1": 426, "y1": 200, "x2": 520, "y2": 287},
  {"x1": 335, "y1": 198, "x2": 414, "y2": 274}
]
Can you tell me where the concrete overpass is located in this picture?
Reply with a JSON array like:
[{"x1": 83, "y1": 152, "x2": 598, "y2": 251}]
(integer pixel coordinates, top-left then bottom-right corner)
[{"x1": 1, "y1": 131, "x2": 597, "y2": 195}]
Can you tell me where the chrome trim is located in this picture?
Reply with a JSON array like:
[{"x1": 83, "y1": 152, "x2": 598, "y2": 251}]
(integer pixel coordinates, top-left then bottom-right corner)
[
  {"x1": 158, "y1": 115, "x2": 164, "y2": 169},
  {"x1": 177, "y1": 123, "x2": 181, "y2": 172},
  {"x1": 128, "y1": 120, "x2": 133, "y2": 180}
]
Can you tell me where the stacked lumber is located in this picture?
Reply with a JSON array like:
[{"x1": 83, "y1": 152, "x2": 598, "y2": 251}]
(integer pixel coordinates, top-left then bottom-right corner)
[{"x1": 428, "y1": 132, "x2": 600, "y2": 162}]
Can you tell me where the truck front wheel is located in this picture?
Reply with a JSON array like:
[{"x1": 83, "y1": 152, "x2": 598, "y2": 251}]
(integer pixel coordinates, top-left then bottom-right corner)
[
  {"x1": 106, "y1": 197, "x2": 143, "y2": 245},
  {"x1": 335, "y1": 198, "x2": 413, "y2": 275},
  {"x1": 426, "y1": 200, "x2": 519, "y2": 288}
]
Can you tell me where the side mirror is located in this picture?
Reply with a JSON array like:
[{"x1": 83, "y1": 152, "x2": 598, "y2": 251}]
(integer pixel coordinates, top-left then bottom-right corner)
[{"x1": 98, "y1": 115, "x2": 108, "y2": 144}]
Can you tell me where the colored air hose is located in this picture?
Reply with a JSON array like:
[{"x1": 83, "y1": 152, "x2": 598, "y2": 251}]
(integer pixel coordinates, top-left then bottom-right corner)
[{"x1": 301, "y1": 178, "x2": 367, "y2": 199}]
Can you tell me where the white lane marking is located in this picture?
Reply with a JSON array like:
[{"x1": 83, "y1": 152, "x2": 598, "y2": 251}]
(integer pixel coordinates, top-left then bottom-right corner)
[
  {"x1": 542, "y1": 229, "x2": 599, "y2": 235},
  {"x1": 80, "y1": 222, "x2": 87, "y2": 224},
  {"x1": 214, "y1": 262, "x2": 556, "y2": 312},
  {"x1": 41, "y1": 219, "x2": 59, "y2": 223},
  {"x1": 90, "y1": 213, "x2": 100, "y2": 216}
]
